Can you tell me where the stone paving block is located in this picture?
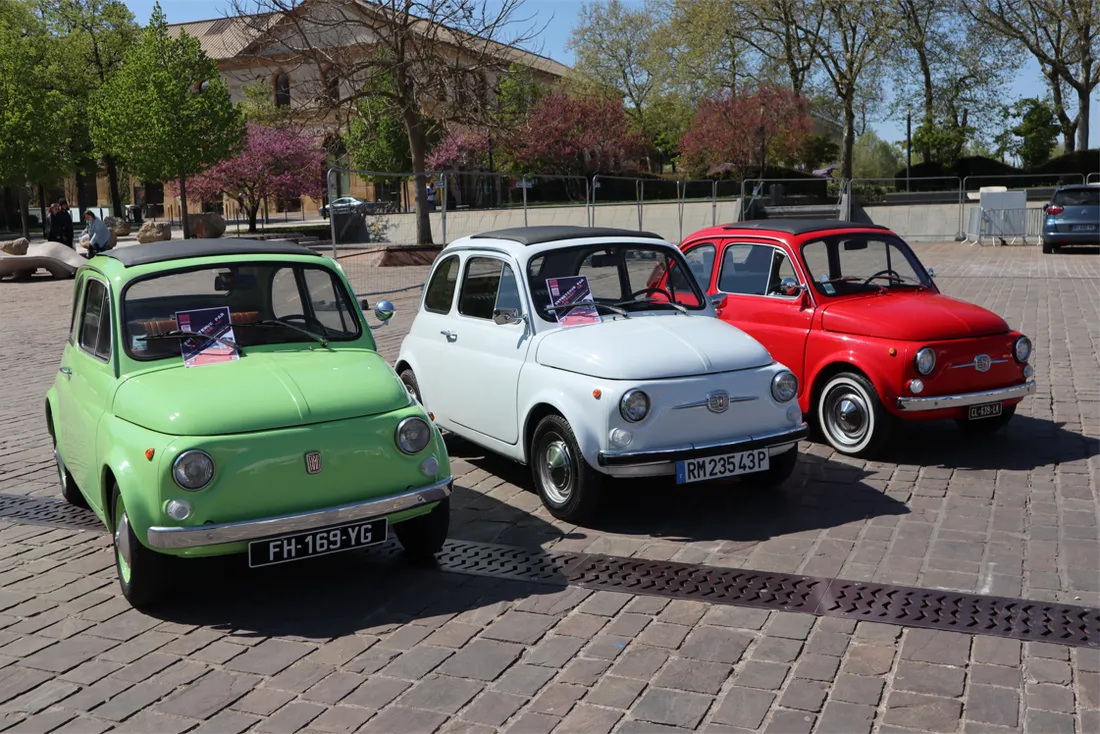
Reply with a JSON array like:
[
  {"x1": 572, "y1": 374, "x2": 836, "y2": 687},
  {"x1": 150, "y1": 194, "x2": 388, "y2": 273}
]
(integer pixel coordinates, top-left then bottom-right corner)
[
  {"x1": 528, "y1": 682, "x2": 585, "y2": 716},
  {"x1": 482, "y1": 611, "x2": 557, "y2": 645},
  {"x1": 57, "y1": 660, "x2": 121, "y2": 686},
  {"x1": 804, "y1": 630, "x2": 851, "y2": 657},
  {"x1": 514, "y1": 587, "x2": 591, "y2": 616},
  {"x1": 635, "y1": 622, "x2": 690, "y2": 649},
  {"x1": 841, "y1": 644, "x2": 895, "y2": 676},
  {"x1": 308, "y1": 704, "x2": 375, "y2": 733},
  {"x1": 503, "y1": 711, "x2": 560, "y2": 734},
  {"x1": 437, "y1": 640, "x2": 522, "y2": 682},
  {"x1": 900, "y1": 628, "x2": 971, "y2": 666},
  {"x1": 894, "y1": 660, "x2": 967, "y2": 696},
  {"x1": 631, "y1": 687, "x2": 714, "y2": 729},
  {"x1": 657, "y1": 600, "x2": 707, "y2": 626},
  {"x1": 882, "y1": 691, "x2": 964, "y2": 733},
  {"x1": 576, "y1": 591, "x2": 631, "y2": 617},
  {"x1": 1025, "y1": 641, "x2": 1070, "y2": 661},
  {"x1": 253, "y1": 702, "x2": 327, "y2": 733},
  {"x1": 552, "y1": 613, "x2": 607, "y2": 639},
  {"x1": 57, "y1": 676, "x2": 131, "y2": 711},
  {"x1": 376, "y1": 625, "x2": 431, "y2": 651},
  {"x1": 733, "y1": 661, "x2": 790, "y2": 691},
  {"x1": 610, "y1": 646, "x2": 669, "y2": 680},
  {"x1": 763, "y1": 708, "x2": 816, "y2": 734},
  {"x1": 84, "y1": 610, "x2": 159, "y2": 642},
  {"x1": 965, "y1": 684, "x2": 1020, "y2": 728},
  {"x1": 381, "y1": 645, "x2": 454, "y2": 680},
  {"x1": 525, "y1": 636, "x2": 586, "y2": 669},
  {"x1": 652, "y1": 658, "x2": 732, "y2": 695},
  {"x1": 970, "y1": 663, "x2": 1022, "y2": 688},
  {"x1": 19, "y1": 638, "x2": 115, "y2": 675},
  {"x1": 711, "y1": 686, "x2": 775, "y2": 729},
  {"x1": 459, "y1": 690, "x2": 527, "y2": 726},
  {"x1": 223, "y1": 638, "x2": 314, "y2": 675},
  {"x1": 699, "y1": 606, "x2": 770, "y2": 631},
  {"x1": 1026, "y1": 657, "x2": 1072, "y2": 684},
  {"x1": 605, "y1": 613, "x2": 651, "y2": 637},
  {"x1": 750, "y1": 637, "x2": 803, "y2": 664},
  {"x1": 678, "y1": 626, "x2": 752, "y2": 664},
  {"x1": 1025, "y1": 682, "x2": 1075, "y2": 713},
  {"x1": 779, "y1": 678, "x2": 829, "y2": 713},
  {"x1": 111, "y1": 711, "x2": 194, "y2": 733},
  {"x1": 92, "y1": 681, "x2": 173, "y2": 722},
  {"x1": 765, "y1": 612, "x2": 815, "y2": 640},
  {"x1": 188, "y1": 710, "x2": 259, "y2": 734},
  {"x1": 4, "y1": 679, "x2": 80, "y2": 714},
  {"x1": 156, "y1": 669, "x2": 260, "y2": 720},
  {"x1": 831, "y1": 673, "x2": 884, "y2": 706},
  {"x1": 580, "y1": 634, "x2": 631, "y2": 660},
  {"x1": 97, "y1": 631, "x2": 175, "y2": 664},
  {"x1": 342, "y1": 676, "x2": 410, "y2": 709},
  {"x1": 555, "y1": 703, "x2": 622, "y2": 734},
  {"x1": 493, "y1": 663, "x2": 555, "y2": 696},
  {"x1": 971, "y1": 636, "x2": 1021, "y2": 666},
  {"x1": 301, "y1": 671, "x2": 364, "y2": 704},
  {"x1": 396, "y1": 674, "x2": 483, "y2": 714},
  {"x1": 792, "y1": 653, "x2": 841, "y2": 682},
  {"x1": 424, "y1": 622, "x2": 481, "y2": 649},
  {"x1": 616, "y1": 721, "x2": 691, "y2": 733},
  {"x1": 815, "y1": 701, "x2": 876, "y2": 734},
  {"x1": 584, "y1": 675, "x2": 646, "y2": 709},
  {"x1": 1023, "y1": 709, "x2": 1075, "y2": 733},
  {"x1": 557, "y1": 657, "x2": 610, "y2": 686},
  {"x1": 231, "y1": 687, "x2": 295, "y2": 716},
  {"x1": 7, "y1": 709, "x2": 77, "y2": 734}
]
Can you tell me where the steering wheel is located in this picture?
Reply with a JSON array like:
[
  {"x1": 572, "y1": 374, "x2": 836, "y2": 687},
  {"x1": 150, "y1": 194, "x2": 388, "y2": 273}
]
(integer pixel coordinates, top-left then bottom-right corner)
[
  {"x1": 863, "y1": 269, "x2": 903, "y2": 286},
  {"x1": 279, "y1": 313, "x2": 329, "y2": 335},
  {"x1": 631, "y1": 286, "x2": 674, "y2": 302}
]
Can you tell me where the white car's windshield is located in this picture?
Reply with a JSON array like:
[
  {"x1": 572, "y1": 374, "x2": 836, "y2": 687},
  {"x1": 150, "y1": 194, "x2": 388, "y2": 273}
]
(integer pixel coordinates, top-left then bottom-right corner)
[
  {"x1": 801, "y1": 233, "x2": 932, "y2": 297},
  {"x1": 526, "y1": 243, "x2": 707, "y2": 323},
  {"x1": 122, "y1": 262, "x2": 361, "y2": 360}
]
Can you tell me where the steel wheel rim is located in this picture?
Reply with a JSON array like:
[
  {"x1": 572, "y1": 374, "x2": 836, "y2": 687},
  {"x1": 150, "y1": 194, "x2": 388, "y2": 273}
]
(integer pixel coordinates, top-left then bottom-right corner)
[
  {"x1": 537, "y1": 433, "x2": 574, "y2": 506},
  {"x1": 824, "y1": 386, "x2": 870, "y2": 448},
  {"x1": 114, "y1": 502, "x2": 133, "y2": 584}
]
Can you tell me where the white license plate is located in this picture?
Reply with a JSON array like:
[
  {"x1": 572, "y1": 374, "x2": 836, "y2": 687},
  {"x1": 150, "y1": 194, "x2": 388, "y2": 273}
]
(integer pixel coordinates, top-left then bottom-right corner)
[
  {"x1": 675, "y1": 449, "x2": 769, "y2": 484},
  {"x1": 1071, "y1": 224, "x2": 1097, "y2": 232},
  {"x1": 968, "y1": 402, "x2": 1002, "y2": 420},
  {"x1": 248, "y1": 518, "x2": 387, "y2": 568}
]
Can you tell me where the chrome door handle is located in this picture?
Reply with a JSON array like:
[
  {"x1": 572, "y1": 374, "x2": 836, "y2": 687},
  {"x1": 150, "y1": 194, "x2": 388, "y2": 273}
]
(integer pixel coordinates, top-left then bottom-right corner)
[
  {"x1": 59, "y1": 366, "x2": 72, "y2": 378},
  {"x1": 440, "y1": 330, "x2": 458, "y2": 342}
]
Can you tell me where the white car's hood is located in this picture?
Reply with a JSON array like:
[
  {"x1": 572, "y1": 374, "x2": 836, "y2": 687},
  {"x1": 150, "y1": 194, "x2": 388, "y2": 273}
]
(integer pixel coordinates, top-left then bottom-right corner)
[{"x1": 535, "y1": 315, "x2": 774, "y2": 379}]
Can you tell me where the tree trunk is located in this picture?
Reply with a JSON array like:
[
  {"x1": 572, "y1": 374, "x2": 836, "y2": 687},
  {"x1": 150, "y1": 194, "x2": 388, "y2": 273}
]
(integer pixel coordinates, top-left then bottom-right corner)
[
  {"x1": 17, "y1": 186, "x2": 31, "y2": 240},
  {"x1": 1076, "y1": 83, "x2": 1090, "y2": 151},
  {"x1": 403, "y1": 108, "x2": 434, "y2": 245},
  {"x1": 248, "y1": 204, "x2": 259, "y2": 233},
  {"x1": 179, "y1": 173, "x2": 191, "y2": 239},
  {"x1": 1046, "y1": 69, "x2": 1078, "y2": 153},
  {"x1": 75, "y1": 171, "x2": 94, "y2": 215},
  {"x1": 919, "y1": 52, "x2": 935, "y2": 163},
  {"x1": 38, "y1": 185, "x2": 47, "y2": 238},
  {"x1": 841, "y1": 95, "x2": 856, "y2": 180},
  {"x1": 106, "y1": 157, "x2": 124, "y2": 217}
]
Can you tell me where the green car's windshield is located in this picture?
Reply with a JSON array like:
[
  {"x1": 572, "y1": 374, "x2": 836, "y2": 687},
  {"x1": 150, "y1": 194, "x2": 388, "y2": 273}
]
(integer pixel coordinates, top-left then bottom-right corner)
[
  {"x1": 526, "y1": 243, "x2": 707, "y2": 323},
  {"x1": 123, "y1": 262, "x2": 361, "y2": 360}
]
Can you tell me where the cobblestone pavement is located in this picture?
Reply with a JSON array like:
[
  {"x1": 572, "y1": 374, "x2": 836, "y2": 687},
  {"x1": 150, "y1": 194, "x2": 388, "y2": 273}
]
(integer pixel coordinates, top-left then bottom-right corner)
[{"x1": 0, "y1": 241, "x2": 1097, "y2": 733}]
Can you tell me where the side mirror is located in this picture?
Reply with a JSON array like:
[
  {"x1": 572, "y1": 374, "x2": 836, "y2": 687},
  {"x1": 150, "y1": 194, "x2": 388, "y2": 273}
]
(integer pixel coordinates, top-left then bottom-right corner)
[
  {"x1": 778, "y1": 278, "x2": 803, "y2": 297},
  {"x1": 493, "y1": 308, "x2": 523, "y2": 325},
  {"x1": 709, "y1": 293, "x2": 727, "y2": 310},
  {"x1": 374, "y1": 299, "x2": 395, "y2": 322}
]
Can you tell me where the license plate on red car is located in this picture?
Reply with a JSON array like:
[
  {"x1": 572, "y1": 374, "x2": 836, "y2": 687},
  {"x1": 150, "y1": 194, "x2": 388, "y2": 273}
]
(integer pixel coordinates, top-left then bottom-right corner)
[
  {"x1": 675, "y1": 449, "x2": 769, "y2": 484},
  {"x1": 248, "y1": 518, "x2": 387, "y2": 568},
  {"x1": 968, "y1": 402, "x2": 1002, "y2": 420}
]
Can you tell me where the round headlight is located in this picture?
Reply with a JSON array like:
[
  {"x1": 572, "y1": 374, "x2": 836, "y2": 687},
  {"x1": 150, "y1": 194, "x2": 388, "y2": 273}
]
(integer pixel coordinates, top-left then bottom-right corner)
[
  {"x1": 915, "y1": 347, "x2": 936, "y2": 376},
  {"x1": 771, "y1": 371, "x2": 798, "y2": 402},
  {"x1": 172, "y1": 450, "x2": 214, "y2": 491},
  {"x1": 1014, "y1": 336, "x2": 1032, "y2": 363},
  {"x1": 396, "y1": 417, "x2": 432, "y2": 454},
  {"x1": 619, "y1": 390, "x2": 650, "y2": 423}
]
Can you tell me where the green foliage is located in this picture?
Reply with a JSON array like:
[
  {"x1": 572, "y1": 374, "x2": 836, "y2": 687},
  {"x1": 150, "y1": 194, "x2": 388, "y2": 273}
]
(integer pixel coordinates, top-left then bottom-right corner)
[
  {"x1": 496, "y1": 64, "x2": 543, "y2": 125},
  {"x1": 799, "y1": 134, "x2": 840, "y2": 170},
  {"x1": 852, "y1": 130, "x2": 901, "y2": 179},
  {"x1": 911, "y1": 115, "x2": 971, "y2": 167},
  {"x1": 995, "y1": 98, "x2": 1060, "y2": 168},
  {"x1": 91, "y1": 3, "x2": 242, "y2": 186},
  {"x1": 240, "y1": 79, "x2": 293, "y2": 127},
  {"x1": 0, "y1": 1, "x2": 71, "y2": 188}
]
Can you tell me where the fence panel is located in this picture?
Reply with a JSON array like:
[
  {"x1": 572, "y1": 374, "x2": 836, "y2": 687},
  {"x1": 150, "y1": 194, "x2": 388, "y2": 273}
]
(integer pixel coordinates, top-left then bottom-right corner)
[
  {"x1": 849, "y1": 176, "x2": 963, "y2": 240},
  {"x1": 677, "y1": 180, "x2": 717, "y2": 242},
  {"x1": 1088, "y1": 173, "x2": 1100, "y2": 185},
  {"x1": 964, "y1": 206, "x2": 1042, "y2": 246},
  {"x1": 522, "y1": 174, "x2": 591, "y2": 227},
  {"x1": 591, "y1": 175, "x2": 645, "y2": 230},
  {"x1": 438, "y1": 171, "x2": 524, "y2": 243},
  {"x1": 325, "y1": 168, "x2": 440, "y2": 297},
  {"x1": 639, "y1": 178, "x2": 679, "y2": 241},
  {"x1": 739, "y1": 177, "x2": 842, "y2": 222},
  {"x1": 962, "y1": 172, "x2": 1085, "y2": 197}
]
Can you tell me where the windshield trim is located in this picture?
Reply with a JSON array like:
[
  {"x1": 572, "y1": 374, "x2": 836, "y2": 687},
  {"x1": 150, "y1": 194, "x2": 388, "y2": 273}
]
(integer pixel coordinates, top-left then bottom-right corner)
[
  {"x1": 799, "y1": 233, "x2": 933, "y2": 298},
  {"x1": 120, "y1": 259, "x2": 363, "y2": 362},
  {"x1": 525, "y1": 242, "x2": 708, "y2": 324}
]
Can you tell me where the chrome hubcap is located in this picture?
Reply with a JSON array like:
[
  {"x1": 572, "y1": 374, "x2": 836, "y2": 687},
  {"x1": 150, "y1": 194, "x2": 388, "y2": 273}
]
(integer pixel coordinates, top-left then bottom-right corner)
[
  {"x1": 115, "y1": 510, "x2": 133, "y2": 570},
  {"x1": 538, "y1": 436, "x2": 573, "y2": 506},
  {"x1": 824, "y1": 388, "x2": 870, "y2": 447}
]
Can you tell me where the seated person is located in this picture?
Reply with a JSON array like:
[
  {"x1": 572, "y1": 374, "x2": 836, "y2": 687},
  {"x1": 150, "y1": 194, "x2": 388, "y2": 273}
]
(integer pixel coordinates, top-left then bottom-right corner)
[{"x1": 79, "y1": 210, "x2": 112, "y2": 258}]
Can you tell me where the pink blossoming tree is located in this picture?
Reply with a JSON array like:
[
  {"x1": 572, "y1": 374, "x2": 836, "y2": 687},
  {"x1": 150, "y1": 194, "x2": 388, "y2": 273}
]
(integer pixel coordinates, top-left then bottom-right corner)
[
  {"x1": 426, "y1": 128, "x2": 493, "y2": 170},
  {"x1": 173, "y1": 123, "x2": 326, "y2": 233}
]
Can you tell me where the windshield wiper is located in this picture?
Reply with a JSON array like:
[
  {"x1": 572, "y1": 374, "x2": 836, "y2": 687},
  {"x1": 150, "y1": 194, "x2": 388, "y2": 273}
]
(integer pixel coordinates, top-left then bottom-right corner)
[
  {"x1": 236, "y1": 319, "x2": 328, "y2": 347},
  {"x1": 140, "y1": 330, "x2": 243, "y2": 353},
  {"x1": 614, "y1": 298, "x2": 688, "y2": 314},
  {"x1": 865, "y1": 274, "x2": 926, "y2": 289},
  {"x1": 545, "y1": 302, "x2": 629, "y2": 318}
]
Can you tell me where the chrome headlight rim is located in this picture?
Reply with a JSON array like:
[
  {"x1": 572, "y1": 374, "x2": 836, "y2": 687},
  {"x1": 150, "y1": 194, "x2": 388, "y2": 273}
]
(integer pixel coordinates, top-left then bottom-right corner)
[
  {"x1": 619, "y1": 389, "x2": 650, "y2": 423},
  {"x1": 771, "y1": 371, "x2": 798, "y2": 403},
  {"x1": 172, "y1": 450, "x2": 215, "y2": 491},
  {"x1": 914, "y1": 346, "x2": 936, "y2": 376},
  {"x1": 1014, "y1": 335, "x2": 1032, "y2": 363},
  {"x1": 396, "y1": 416, "x2": 432, "y2": 455}
]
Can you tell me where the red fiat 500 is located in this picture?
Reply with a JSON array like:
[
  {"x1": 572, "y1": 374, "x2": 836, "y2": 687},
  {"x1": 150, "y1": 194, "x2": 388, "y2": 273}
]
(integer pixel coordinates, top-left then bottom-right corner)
[{"x1": 670, "y1": 220, "x2": 1036, "y2": 456}]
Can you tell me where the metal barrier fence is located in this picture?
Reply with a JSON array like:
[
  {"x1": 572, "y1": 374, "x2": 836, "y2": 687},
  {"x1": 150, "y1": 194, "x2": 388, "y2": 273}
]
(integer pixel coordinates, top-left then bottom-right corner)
[
  {"x1": 963, "y1": 206, "x2": 1046, "y2": 246},
  {"x1": 962, "y1": 172, "x2": 1085, "y2": 197},
  {"x1": 1088, "y1": 173, "x2": 1100, "y2": 185}
]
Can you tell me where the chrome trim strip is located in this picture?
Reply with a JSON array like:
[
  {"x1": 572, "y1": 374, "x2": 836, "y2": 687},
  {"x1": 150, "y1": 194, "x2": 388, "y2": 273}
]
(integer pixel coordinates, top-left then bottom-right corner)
[
  {"x1": 950, "y1": 359, "x2": 1009, "y2": 369},
  {"x1": 896, "y1": 381, "x2": 1036, "y2": 412},
  {"x1": 147, "y1": 477, "x2": 453, "y2": 549},
  {"x1": 597, "y1": 425, "x2": 809, "y2": 467},
  {"x1": 673, "y1": 396, "x2": 758, "y2": 409}
]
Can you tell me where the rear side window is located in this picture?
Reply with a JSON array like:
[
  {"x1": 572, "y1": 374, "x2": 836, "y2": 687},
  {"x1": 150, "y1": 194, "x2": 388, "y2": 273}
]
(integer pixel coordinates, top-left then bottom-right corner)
[
  {"x1": 1053, "y1": 188, "x2": 1099, "y2": 206},
  {"x1": 68, "y1": 279, "x2": 84, "y2": 344},
  {"x1": 424, "y1": 256, "x2": 459, "y2": 313},
  {"x1": 79, "y1": 279, "x2": 111, "y2": 361}
]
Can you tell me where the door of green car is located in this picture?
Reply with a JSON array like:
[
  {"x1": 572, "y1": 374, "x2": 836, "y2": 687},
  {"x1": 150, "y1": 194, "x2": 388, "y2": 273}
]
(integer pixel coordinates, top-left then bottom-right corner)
[{"x1": 57, "y1": 273, "x2": 116, "y2": 512}]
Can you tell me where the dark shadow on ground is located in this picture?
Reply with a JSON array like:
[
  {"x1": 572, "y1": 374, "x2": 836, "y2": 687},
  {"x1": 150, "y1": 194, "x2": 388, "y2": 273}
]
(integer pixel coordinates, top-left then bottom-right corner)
[
  {"x1": 147, "y1": 484, "x2": 570, "y2": 637},
  {"x1": 443, "y1": 434, "x2": 910, "y2": 544},
  {"x1": 880, "y1": 414, "x2": 1099, "y2": 471},
  {"x1": 1049, "y1": 245, "x2": 1100, "y2": 256}
]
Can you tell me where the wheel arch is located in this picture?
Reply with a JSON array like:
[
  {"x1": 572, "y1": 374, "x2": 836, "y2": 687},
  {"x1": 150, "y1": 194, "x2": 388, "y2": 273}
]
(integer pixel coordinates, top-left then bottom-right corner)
[
  {"x1": 522, "y1": 402, "x2": 564, "y2": 464},
  {"x1": 810, "y1": 362, "x2": 874, "y2": 416}
]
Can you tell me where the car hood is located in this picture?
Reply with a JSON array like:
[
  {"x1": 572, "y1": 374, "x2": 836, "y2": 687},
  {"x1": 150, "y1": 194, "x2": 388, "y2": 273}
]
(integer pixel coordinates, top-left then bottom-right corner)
[
  {"x1": 114, "y1": 349, "x2": 410, "y2": 436},
  {"x1": 535, "y1": 315, "x2": 774, "y2": 379},
  {"x1": 820, "y1": 291, "x2": 1009, "y2": 340}
]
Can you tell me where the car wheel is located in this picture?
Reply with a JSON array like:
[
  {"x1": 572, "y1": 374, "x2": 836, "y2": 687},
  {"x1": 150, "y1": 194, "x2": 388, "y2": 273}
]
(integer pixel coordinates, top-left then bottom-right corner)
[
  {"x1": 530, "y1": 414, "x2": 603, "y2": 524},
  {"x1": 111, "y1": 485, "x2": 170, "y2": 608},
  {"x1": 399, "y1": 368, "x2": 422, "y2": 405},
  {"x1": 955, "y1": 404, "x2": 1016, "y2": 434},
  {"x1": 740, "y1": 446, "x2": 799, "y2": 488},
  {"x1": 394, "y1": 498, "x2": 449, "y2": 560},
  {"x1": 816, "y1": 372, "x2": 895, "y2": 456},
  {"x1": 1041, "y1": 239, "x2": 1053, "y2": 254},
  {"x1": 53, "y1": 435, "x2": 87, "y2": 508}
]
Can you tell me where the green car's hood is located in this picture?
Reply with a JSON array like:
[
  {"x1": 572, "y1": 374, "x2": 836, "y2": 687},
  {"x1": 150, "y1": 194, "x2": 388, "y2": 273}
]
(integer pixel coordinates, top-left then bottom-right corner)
[{"x1": 114, "y1": 349, "x2": 410, "y2": 436}]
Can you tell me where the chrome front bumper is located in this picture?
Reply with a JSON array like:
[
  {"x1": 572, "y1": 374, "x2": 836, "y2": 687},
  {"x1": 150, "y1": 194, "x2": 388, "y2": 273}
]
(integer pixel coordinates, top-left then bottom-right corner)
[
  {"x1": 896, "y1": 380, "x2": 1036, "y2": 412},
  {"x1": 147, "y1": 477, "x2": 453, "y2": 550},
  {"x1": 597, "y1": 425, "x2": 809, "y2": 468}
]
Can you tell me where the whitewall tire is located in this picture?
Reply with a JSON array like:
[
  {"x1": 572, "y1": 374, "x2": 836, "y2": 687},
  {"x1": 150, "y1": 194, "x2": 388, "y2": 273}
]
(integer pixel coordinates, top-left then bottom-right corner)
[{"x1": 816, "y1": 372, "x2": 894, "y2": 456}]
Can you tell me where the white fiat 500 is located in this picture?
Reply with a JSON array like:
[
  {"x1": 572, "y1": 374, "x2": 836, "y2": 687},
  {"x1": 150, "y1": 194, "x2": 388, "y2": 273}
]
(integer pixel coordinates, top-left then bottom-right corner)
[{"x1": 396, "y1": 226, "x2": 809, "y2": 523}]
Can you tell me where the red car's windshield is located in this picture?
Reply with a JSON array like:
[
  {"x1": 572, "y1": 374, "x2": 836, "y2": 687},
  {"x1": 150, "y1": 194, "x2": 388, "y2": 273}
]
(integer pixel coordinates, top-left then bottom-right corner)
[{"x1": 800, "y1": 233, "x2": 933, "y2": 297}]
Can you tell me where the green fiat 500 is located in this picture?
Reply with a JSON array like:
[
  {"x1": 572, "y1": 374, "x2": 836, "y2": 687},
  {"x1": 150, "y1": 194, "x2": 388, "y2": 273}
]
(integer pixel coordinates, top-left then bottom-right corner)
[{"x1": 45, "y1": 239, "x2": 452, "y2": 607}]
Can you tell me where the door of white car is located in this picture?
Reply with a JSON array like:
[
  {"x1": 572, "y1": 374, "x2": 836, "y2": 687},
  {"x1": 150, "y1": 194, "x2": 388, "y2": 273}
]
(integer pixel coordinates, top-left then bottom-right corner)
[
  {"x1": 444, "y1": 255, "x2": 532, "y2": 444},
  {"x1": 407, "y1": 254, "x2": 461, "y2": 417}
]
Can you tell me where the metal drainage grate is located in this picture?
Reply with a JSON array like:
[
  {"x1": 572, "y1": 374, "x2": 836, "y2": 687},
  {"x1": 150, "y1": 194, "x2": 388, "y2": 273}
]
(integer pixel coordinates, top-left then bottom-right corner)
[
  {"x1": 0, "y1": 493, "x2": 104, "y2": 531},
  {"x1": 2, "y1": 493, "x2": 1096, "y2": 647}
]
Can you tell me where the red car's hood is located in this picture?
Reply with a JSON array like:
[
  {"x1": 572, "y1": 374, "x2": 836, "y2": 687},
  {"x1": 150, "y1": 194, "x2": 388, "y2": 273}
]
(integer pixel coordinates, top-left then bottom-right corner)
[{"x1": 820, "y1": 291, "x2": 1009, "y2": 340}]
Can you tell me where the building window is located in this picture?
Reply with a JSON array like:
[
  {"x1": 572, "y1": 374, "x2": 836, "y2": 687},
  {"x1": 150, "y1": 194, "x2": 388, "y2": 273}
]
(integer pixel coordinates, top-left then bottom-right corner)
[{"x1": 274, "y1": 73, "x2": 290, "y2": 107}]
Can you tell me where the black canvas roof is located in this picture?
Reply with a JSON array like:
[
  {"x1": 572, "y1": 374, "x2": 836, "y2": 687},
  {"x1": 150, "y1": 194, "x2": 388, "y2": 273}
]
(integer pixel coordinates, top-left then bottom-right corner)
[
  {"x1": 722, "y1": 219, "x2": 890, "y2": 236},
  {"x1": 470, "y1": 226, "x2": 665, "y2": 245},
  {"x1": 104, "y1": 238, "x2": 322, "y2": 267}
]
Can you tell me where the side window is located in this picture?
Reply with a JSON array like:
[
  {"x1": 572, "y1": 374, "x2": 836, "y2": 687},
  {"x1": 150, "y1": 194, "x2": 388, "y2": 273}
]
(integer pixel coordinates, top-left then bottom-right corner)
[
  {"x1": 271, "y1": 268, "x2": 305, "y2": 319},
  {"x1": 423, "y1": 255, "x2": 459, "y2": 314},
  {"x1": 767, "y1": 250, "x2": 799, "y2": 295},
  {"x1": 458, "y1": 257, "x2": 504, "y2": 320},
  {"x1": 674, "y1": 243, "x2": 715, "y2": 291},
  {"x1": 78, "y1": 280, "x2": 110, "y2": 360},
  {"x1": 68, "y1": 278, "x2": 85, "y2": 344},
  {"x1": 303, "y1": 268, "x2": 352, "y2": 333},
  {"x1": 718, "y1": 244, "x2": 774, "y2": 296},
  {"x1": 496, "y1": 262, "x2": 522, "y2": 313}
]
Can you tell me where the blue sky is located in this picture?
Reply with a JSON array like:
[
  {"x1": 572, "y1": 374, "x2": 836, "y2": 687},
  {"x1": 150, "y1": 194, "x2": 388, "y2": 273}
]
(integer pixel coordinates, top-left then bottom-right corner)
[{"x1": 138, "y1": 0, "x2": 1099, "y2": 148}]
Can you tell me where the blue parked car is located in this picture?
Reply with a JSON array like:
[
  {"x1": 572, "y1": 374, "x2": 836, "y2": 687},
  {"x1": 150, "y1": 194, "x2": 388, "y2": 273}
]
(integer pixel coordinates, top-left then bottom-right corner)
[{"x1": 1041, "y1": 185, "x2": 1100, "y2": 253}]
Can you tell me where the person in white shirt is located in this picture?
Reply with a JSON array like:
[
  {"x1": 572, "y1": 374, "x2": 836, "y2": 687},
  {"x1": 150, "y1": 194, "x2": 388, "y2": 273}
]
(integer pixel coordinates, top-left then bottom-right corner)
[{"x1": 80, "y1": 210, "x2": 112, "y2": 258}]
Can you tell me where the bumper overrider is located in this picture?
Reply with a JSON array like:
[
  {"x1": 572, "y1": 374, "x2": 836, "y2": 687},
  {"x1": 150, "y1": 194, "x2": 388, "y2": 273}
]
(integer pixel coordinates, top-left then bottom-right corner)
[
  {"x1": 896, "y1": 380, "x2": 1036, "y2": 412},
  {"x1": 147, "y1": 477, "x2": 453, "y2": 550},
  {"x1": 597, "y1": 425, "x2": 809, "y2": 468}
]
